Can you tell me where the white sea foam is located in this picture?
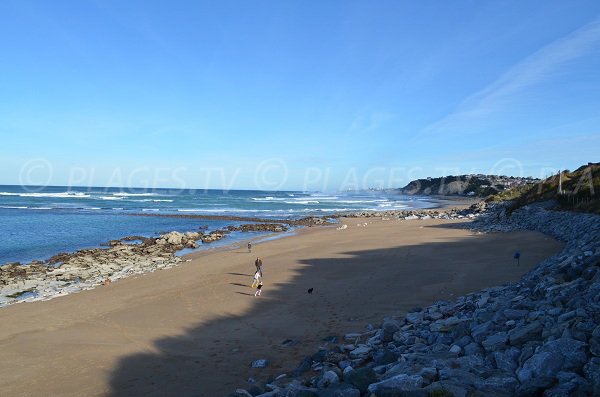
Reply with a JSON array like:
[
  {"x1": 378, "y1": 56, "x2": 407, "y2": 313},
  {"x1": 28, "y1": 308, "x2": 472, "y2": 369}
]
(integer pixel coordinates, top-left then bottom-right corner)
[
  {"x1": 0, "y1": 191, "x2": 90, "y2": 198},
  {"x1": 134, "y1": 198, "x2": 174, "y2": 202},
  {"x1": 302, "y1": 207, "x2": 351, "y2": 212},
  {"x1": 284, "y1": 200, "x2": 320, "y2": 204},
  {"x1": 141, "y1": 208, "x2": 160, "y2": 212},
  {"x1": 177, "y1": 208, "x2": 279, "y2": 213},
  {"x1": 336, "y1": 199, "x2": 388, "y2": 204},
  {"x1": 113, "y1": 192, "x2": 158, "y2": 197},
  {"x1": 0, "y1": 205, "x2": 28, "y2": 209},
  {"x1": 100, "y1": 196, "x2": 123, "y2": 200},
  {"x1": 308, "y1": 195, "x2": 339, "y2": 200},
  {"x1": 251, "y1": 196, "x2": 285, "y2": 201}
]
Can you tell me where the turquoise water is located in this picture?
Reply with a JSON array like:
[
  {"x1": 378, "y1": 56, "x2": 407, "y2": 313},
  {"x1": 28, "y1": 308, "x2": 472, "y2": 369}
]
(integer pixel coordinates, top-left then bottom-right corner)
[{"x1": 0, "y1": 185, "x2": 436, "y2": 264}]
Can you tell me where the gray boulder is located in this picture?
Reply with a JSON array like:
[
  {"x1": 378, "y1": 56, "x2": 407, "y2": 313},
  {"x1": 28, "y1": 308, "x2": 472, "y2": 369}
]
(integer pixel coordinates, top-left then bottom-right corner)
[
  {"x1": 316, "y1": 383, "x2": 360, "y2": 397},
  {"x1": 317, "y1": 370, "x2": 339, "y2": 388},
  {"x1": 367, "y1": 374, "x2": 424, "y2": 395},
  {"x1": 517, "y1": 351, "x2": 563, "y2": 383},
  {"x1": 493, "y1": 347, "x2": 520, "y2": 372},
  {"x1": 482, "y1": 332, "x2": 508, "y2": 352},
  {"x1": 251, "y1": 359, "x2": 268, "y2": 368},
  {"x1": 584, "y1": 357, "x2": 600, "y2": 395},
  {"x1": 508, "y1": 321, "x2": 543, "y2": 346},
  {"x1": 463, "y1": 342, "x2": 484, "y2": 356},
  {"x1": 542, "y1": 338, "x2": 587, "y2": 370},
  {"x1": 382, "y1": 319, "x2": 402, "y2": 342},
  {"x1": 515, "y1": 376, "x2": 555, "y2": 396},
  {"x1": 372, "y1": 348, "x2": 399, "y2": 365},
  {"x1": 471, "y1": 321, "x2": 494, "y2": 343},
  {"x1": 344, "y1": 367, "x2": 377, "y2": 394}
]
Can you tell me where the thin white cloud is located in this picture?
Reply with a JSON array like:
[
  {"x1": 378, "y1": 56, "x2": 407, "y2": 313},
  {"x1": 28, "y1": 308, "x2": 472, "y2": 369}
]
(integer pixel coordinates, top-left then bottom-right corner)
[
  {"x1": 349, "y1": 111, "x2": 396, "y2": 133},
  {"x1": 417, "y1": 16, "x2": 600, "y2": 139}
]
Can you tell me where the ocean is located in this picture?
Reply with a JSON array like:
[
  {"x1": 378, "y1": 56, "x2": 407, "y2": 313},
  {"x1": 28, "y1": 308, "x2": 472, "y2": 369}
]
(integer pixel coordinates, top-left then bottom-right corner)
[{"x1": 0, "y1": 185, "x2": 437, "y2": 264}]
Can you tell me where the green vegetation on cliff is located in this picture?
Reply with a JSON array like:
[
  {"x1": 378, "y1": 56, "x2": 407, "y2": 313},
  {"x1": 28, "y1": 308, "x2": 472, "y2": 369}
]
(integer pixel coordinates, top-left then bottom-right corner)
[{"x1": 487, "y1": 162, "x2": 600, "y2": 214}]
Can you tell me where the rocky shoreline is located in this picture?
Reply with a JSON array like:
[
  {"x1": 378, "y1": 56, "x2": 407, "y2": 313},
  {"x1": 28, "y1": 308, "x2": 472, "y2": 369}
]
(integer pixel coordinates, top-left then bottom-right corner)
[
  {"x1": 0, "y1": 209, "x2": 466, "y2": 309},
  {"x1": 335, "y1": 201, "x2": 489, "y2": 221},
  {"x1": 229, "y1": 203, "x2": 600, "y2": 397},
  {"x1": 0, "y1": 220, "x2": 300, "y2": 307}
]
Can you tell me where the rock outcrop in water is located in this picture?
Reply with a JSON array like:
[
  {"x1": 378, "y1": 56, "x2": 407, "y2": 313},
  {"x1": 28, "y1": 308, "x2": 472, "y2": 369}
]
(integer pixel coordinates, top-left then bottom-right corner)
[{"x1": 230, "y1": 203, "x2": 600, "y2": 397}]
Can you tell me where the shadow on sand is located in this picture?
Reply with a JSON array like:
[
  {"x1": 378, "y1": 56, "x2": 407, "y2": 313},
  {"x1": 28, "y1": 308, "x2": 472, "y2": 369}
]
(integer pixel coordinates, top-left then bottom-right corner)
[{"x1": 106, "y1": 230, "x2": 559, "y2": 396}]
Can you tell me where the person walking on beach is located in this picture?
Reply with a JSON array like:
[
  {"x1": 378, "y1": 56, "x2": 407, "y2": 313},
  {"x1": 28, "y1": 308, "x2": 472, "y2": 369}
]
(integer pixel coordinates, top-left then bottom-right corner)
[
  {"x1": 254, "y1": 281, "x2": 263, "y2": 297},
  {"x1": 251, "y1": 269, "x2": 262, "y2": 288},
  {"x1": 247, "y1": 242, "x2": 252, "y2": 253},
  {"x1": 255, "y1": 257, "x2": 263, "y2": 275}
]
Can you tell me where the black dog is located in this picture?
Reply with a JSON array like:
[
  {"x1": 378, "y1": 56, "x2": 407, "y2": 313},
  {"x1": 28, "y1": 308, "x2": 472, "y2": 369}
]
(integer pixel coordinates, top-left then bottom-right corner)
[{"x1": 307, "y1": 288, "x2": 314, "y2": 294}]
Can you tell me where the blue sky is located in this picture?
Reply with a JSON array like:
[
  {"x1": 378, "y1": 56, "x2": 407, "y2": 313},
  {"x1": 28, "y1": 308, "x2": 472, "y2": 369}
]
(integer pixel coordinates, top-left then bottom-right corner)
[{"x1": 1, "y1": 1, "x2": 599, "y2": 191}]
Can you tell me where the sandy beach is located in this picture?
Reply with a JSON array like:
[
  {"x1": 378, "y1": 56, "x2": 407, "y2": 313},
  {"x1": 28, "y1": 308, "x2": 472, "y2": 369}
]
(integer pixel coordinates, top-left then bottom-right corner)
[{"x1": 0, "y1": 217, "x2": 563, "y2": 396}]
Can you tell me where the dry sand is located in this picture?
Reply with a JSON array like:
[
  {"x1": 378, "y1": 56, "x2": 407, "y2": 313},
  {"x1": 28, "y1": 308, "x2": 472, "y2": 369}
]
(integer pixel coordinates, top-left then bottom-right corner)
[{"x1": 0, "y1": 218, "x2": 563, "y2": 396}]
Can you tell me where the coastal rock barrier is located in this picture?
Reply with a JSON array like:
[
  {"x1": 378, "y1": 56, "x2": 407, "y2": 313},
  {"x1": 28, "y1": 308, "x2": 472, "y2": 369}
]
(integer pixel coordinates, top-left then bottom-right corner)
[
  {"x1": 230, "y1": 203, "x2": 600, "y2": 397},
  {"x1": 0, "y1": 222, "x2": 290, "y2": 307},
  {"x1": 337, "y1": 201, "x2": 489, "y2": 221}
]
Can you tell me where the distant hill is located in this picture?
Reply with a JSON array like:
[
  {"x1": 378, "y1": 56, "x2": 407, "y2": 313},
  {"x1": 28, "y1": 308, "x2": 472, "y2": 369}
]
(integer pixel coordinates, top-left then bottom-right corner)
[
  {"x1": 487, "y1": 162, "x2": 600, "y2": 214},
  {"x1": 398, "y1": 174, "x2": 539, "y2": 197}
]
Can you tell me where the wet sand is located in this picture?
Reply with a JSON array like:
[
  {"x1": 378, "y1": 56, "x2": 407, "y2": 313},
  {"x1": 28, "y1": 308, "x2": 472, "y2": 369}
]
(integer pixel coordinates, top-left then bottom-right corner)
[{"x1": 0, "y1": 217, "x2": 563, "y2": 396}]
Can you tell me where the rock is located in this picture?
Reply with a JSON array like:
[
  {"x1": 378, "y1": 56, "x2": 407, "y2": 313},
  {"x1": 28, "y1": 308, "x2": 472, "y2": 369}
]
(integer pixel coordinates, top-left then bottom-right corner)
[
  {"x1": 228, "y1": 391, "x2": 253, "y2": 397},
  {"x1": 544, "y1": 371, "x2": 591, "y2": 397},
  {"x1": 439, "y1": 369, "x2": 482, "y2": 387},
  {"x1": 508, "y1": 321, "x2": 543, "y2": 346},
  {"x1": 281, "y1": 384, "x2": 318, "y2": 397},
  {"x1": 382, "y1": 319, "x2": 402, "y2": 342},
  {"x1": 425, "y1": 381, "x2": 470, "y2": 397},
  {"x1": 515, "y1": 376, "x2": 555, "y2": 396},
  {"x1": 479, "y1": 375, "x2": 519, "y2": 395},
  {"x1": 503, "y1": 309, "x2": 529, "y2": 320},
  {"x1": 584, "y1": 357, "x2": 600, "y2": 395},
  {"x1": 558, "y1": 310, "x2": 578, "y2": 323},
  {"x1": 233, "y1": 389, "x2": 254, "y2": 397},
  {"x1": 315, "y1": 383, "x2": 360, "y2": 397},
  {"x1": 590, "y1": 337, "x2": 600, "y2": 357},
  {"x1": 165, "y1": 232, "x2": 184, "y2": 245},
  {"x1": 406, "y1": 311, "x2": 423, "y2": 324},
  {"x1": 417, "y1": 367, "x2": 437, "y2": 384},
  {"x1": 317, "y1": 370, "x2": 339, "y2": 388},
  {"x1": 367, "y1": 374, "x2": 424, "y2": 395},
  {"x1": 493, "y1": 347, "x2": 520, "y2": 372},
  {"x1": 542, "y1": 338, "x2": 587, "y2": 370},
  {"x1": 344, "y1": 367, "x2": 377, "y2": 394},
  {"x1": 323, "y1": 351, "x2": 347, "y2": 365},
  {"x1": 449, "y1": 345, "x2": 462, "y2": 355},
  {"x1": 471, "y1": 321, "x2": 494, "y2": 343},
  {"x1": 517, "y1": 351, "x2": 563, "y2": 383},
  {"x1": 349, "y1": 345, "x2": 371, "y2": 359},
  {"x1": 482, "y1": 332, "x2": 508, "y2": 352},
  {"x1": 372, "y1": 348, "x2": 399, "y2": 365},
  {"x1": 344, "y1": 333, "x2": 362, "y2": 341},
  {"x1": 476, "y1": 294, "x2": 489, "y2": 308},
  {"x1": 293, "y1": 357, "x2": 313, "y2": 376},
  {"x1": 463, "y1": 342, "x2": 484, "y2": 356},
  {"x1": 251, "y1": 359, "x2": 268, "y2": 368}
]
